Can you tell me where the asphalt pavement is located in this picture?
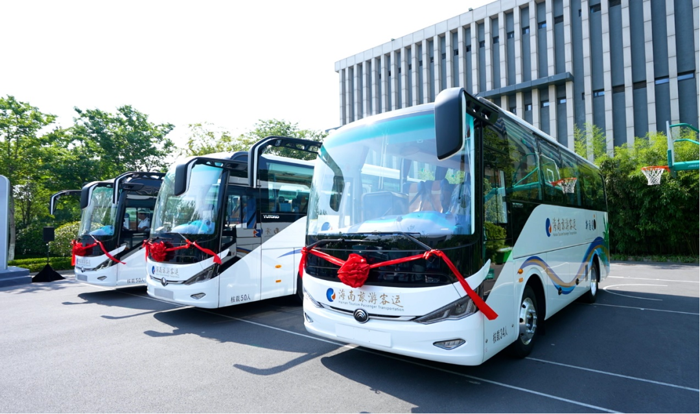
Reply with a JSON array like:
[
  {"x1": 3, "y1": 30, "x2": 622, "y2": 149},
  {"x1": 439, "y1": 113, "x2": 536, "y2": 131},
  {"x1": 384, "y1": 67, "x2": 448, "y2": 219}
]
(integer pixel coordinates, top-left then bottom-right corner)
[{"x1": 0, "y1": 262, "x2": 697, "y2": 413}]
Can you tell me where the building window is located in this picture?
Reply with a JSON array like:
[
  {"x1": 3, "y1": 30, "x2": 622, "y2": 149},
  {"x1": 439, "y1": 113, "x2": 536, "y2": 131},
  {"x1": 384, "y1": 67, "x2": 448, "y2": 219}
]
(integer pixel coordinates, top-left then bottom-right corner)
[
  {"x1": 558, "y1": 98, "x2": 566, "y2": 104},
  {"x1": 510, "y1": 107, "x2": 516, "y2": 114},
  {"x1": 541, "y1": 100, "x2": 550, "y2": 108},
  {"x1": 454, "y1": 49, "x2": 459, "y2": 56},
  {"x1": 554, "y1": 15, "x2": 563, "y2": 24},
  {"x1": 612, "y1": 85, "x2": 624, "y2": 93},
  {"x1": 408, "y1": 64, "x2": 412, "y2": 70},
  {"x1": 398, "y1": 67, "x2": 401, "y2": 74},
  {"x1": 493, "y1": 36, "x2": 499, "y2": 44},
  {"x1": 525, "y1": 104, "x2": 533, "y2": 111},
  {"x1": 609, "y1": 0, "x2": 621, "y2": 6},
  {"x1": 479, "y1": 40, "x2": 485, "y2": 48},
  {"x1": 633, "y1": 81, "x2": 646, "y2": 89},
  {"x1": 522, "y1": 27, "x2": 530, "y2": 35},
  {"x1": 655, "y1": 76, "x2": 669, "y2": 85},
  {"x1": 593, "y1": 89, "x2": 605, "y2": 97},
  {"x1": 590, "y1": 4, "x2": 601, "y2": 13},
  {"x1": 466, "y1": 45, "x2": 471, "y2": 52},
  {"x1": 678, "y1": 72, "x2": 695, "y2": 81},
  {"x1": 507, "y1": 31, "x2": 514, "y2": 39},
  {"x1": 419, "y1": 60, "x2": 423, "y2": 67},
  {"x1": 538, "y1": 21, "x2": 546, "y2": 29}
]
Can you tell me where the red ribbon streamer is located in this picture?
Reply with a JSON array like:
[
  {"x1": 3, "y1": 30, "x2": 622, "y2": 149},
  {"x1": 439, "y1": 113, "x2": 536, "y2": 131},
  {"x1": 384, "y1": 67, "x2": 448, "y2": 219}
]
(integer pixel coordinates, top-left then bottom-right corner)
[
  {"x1": 299, "y1": 246, "x2": 498, "y2": 321},
  {"x1": 144, "y1": 238, "x2": 222, "y2": 265},
  {"x1": 71, "y1": 239, "x2": 125, "y2": 265}
]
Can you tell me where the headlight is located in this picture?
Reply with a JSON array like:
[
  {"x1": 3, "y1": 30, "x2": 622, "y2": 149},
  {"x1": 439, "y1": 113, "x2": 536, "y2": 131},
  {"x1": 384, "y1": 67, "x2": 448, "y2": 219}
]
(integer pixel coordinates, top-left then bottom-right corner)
[
  {"x1": 303, "y1": 287, "x2": 323, "y2": 308},
  {"x1": 89, "y1": 259, "x2": 112, "y2": 271},
  {"x1": 183, "y1": 265, "x2": 216, "y2": 285},
  {"x1": 413, "y1": 296, "x2": 477, "y2": 324}
]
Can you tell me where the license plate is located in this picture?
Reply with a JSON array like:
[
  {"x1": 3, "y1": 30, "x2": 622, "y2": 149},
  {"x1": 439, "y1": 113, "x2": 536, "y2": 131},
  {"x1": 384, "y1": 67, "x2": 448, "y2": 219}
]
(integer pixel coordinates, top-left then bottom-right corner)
[
  {"x1": 336, "y1": 324, "x2": 391, "y2": 347},
  {"x1": 154, "y1": 288, "x2": 174, "y2": 300},
  {"x1": 76, "y1": 274, "x2": 87, "y2": 281}
]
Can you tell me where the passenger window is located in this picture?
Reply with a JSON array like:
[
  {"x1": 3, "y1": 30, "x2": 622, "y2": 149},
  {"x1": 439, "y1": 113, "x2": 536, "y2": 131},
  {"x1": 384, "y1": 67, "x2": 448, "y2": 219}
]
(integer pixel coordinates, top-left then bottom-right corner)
[
  {"x1": 506, "y1": 121, "x2": 540, "y2": 201},
  {"x1": 560, "y1": 152, "x2": 582, "y2": 207},
  {"x1": 537, "y1": 138, "x2": 564, "y2": 204}
]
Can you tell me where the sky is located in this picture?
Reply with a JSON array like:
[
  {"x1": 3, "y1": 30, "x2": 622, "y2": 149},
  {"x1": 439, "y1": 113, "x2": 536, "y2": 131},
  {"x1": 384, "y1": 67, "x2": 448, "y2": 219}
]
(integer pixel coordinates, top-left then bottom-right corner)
[{"x1": 0, "y1": 0, "x2": 494, "y2": 150}]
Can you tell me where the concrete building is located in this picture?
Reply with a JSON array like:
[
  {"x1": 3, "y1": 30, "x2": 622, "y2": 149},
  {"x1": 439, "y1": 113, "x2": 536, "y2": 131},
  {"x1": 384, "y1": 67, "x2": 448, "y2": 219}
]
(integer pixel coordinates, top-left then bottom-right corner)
[{"x1": 335, "y1": 0, "x2": 699, "y2": 152}]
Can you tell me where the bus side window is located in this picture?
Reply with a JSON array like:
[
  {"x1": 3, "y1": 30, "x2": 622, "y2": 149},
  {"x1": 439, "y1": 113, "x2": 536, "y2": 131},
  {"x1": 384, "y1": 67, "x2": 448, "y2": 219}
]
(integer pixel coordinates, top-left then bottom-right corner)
[
  {"x1": 505, "y1": 121, "x2": 541, "y2": 201},
  {"x1": 561, "y1": 151, "x2": 582, "y2": 207},
  {"x1": 222, "y1": 193, "x2": 240, "y2": 249},
  {"x1": 537, "y1": 138, "x2": 564, "y2": 204}
]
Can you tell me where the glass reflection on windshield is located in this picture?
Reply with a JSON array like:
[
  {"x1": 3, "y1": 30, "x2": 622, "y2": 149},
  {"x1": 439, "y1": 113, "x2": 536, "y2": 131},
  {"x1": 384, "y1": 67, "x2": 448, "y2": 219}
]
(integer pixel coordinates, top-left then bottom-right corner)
[
  {"x1": 152, "y1": 164, "x2": 223, "y2": 236},
  {"x1": 308, "y1": 111, "x2": 475, "y2": 238}
]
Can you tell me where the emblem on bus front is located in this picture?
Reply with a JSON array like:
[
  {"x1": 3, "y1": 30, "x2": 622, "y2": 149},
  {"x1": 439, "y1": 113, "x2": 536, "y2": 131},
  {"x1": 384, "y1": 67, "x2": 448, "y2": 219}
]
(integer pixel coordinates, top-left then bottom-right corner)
[
  {"x1": 161, "y1": 277, "x2": 168, "y2": 287},
  {"x1": 353, "y1": 309, "x2": 369, "y2": 324}
]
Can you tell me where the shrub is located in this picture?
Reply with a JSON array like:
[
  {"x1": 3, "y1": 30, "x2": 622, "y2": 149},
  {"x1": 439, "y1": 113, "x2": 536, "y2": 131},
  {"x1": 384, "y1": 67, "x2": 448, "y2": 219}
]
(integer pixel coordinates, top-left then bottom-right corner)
[
  {"x1": 50, "y1": 221, "x2": 81, "y2": 257},
  {"x1": 15, "y1": 221, "x2": 48, "y2": 257}
]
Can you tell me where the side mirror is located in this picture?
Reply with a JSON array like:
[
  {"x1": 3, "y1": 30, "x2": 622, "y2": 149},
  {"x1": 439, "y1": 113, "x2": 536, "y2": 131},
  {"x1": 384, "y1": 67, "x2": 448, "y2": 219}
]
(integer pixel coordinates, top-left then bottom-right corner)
[
  {"x1": 434, "y1": 87, "x2": 467, "y2": 160},
  {"x1": 80, "y1": 186, "x2": 91, "y2": 209},
  {"x1": 173, "y1": 162, "x2": 190, "y2": 197}
]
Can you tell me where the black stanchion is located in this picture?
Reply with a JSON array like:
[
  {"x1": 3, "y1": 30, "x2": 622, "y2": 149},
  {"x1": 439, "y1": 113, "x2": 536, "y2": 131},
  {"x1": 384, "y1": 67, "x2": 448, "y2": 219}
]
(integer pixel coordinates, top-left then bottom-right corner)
[{"x1": 32, "y1": 227, "x2": 64, "y2": 283}]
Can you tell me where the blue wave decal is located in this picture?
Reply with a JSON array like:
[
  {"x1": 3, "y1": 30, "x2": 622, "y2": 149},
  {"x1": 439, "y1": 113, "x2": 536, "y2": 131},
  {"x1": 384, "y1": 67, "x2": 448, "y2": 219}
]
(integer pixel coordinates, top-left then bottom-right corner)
[
  {"x1": 278, "y1": 248, "x2": 302, "y2": 259},
  {"x1": 236, "y1": 247, "x2": 252, "y2": 255},
  {"x1": 519, "y1": 238, "x2": 610, "y2": 295}
]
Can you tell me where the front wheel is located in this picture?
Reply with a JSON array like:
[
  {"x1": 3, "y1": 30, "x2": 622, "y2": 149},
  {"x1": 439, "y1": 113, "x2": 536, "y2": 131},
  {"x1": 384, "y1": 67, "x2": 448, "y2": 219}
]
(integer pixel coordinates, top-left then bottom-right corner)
[
  {"x1": 581, "y1": 260, "x2": 599, "y2": 303},
  {"x1": 510, "y1": 285, "x2": 538, "y2": 358}
]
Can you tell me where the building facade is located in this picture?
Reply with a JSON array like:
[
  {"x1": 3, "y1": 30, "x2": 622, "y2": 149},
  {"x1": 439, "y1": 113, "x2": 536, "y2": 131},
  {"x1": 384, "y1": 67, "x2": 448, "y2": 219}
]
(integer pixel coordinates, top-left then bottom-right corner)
[{"x1": 335, "y1": 0, "x2": 699, "y2": 151}]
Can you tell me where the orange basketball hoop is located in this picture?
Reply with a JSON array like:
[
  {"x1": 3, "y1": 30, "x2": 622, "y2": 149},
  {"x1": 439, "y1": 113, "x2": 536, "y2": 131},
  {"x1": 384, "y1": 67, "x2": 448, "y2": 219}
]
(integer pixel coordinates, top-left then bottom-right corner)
[{"x1": 641, "y1": 166, "x2": 669, "y2": 186}]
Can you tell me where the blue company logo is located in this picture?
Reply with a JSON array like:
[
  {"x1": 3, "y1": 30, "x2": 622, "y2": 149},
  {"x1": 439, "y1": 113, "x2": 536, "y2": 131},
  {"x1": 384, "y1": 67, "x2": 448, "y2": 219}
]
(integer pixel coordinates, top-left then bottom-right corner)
[
  {"x1": 545, "y1": 218, "x2": 552, "y2": 237},
  {"x1": 151, "y1": 266, "x2": 155, "y2": 275},
  {"x1": 326, "y1": 288, "x2": 336, "y2": 302}
]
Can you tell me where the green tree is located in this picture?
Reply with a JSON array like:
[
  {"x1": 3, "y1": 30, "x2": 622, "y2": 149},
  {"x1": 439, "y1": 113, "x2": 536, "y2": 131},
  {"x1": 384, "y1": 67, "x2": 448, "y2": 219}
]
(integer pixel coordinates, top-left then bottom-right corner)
[
  {"x1": 0, "y1": 96, "x2": 57, "y2": 260},
  {"x1": 574, "y1": 122, "x2": 609, "y2": 163},
  {"x1": 59, "y1": 105, "x2": 175, "y2": 179},
  {"x1": 598, "y1": 132, "x2": 699, "y2": 256},
  {"x1": 181, "y1": 119, "x2": 326, "y2": 160},
  {"x1": 181, "y1": 122, "x2": 238, "y2": 157}
]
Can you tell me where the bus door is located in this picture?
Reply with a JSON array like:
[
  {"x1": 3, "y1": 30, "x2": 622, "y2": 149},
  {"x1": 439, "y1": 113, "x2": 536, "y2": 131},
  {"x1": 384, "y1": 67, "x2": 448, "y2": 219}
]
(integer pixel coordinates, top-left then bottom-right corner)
[
  {"x1": 220, "y1": 185, "x2": 263, "y2": 304},
  {"x1": 258, "y1": 184, "x2": 309, "y2": 300}
]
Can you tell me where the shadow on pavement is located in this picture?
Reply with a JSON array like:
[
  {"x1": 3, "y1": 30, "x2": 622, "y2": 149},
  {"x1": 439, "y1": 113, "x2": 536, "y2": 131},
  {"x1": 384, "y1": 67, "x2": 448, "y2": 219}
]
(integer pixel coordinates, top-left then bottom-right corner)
[{"x1": 144, "y1": 296, "x2": 339, "y2": 375}]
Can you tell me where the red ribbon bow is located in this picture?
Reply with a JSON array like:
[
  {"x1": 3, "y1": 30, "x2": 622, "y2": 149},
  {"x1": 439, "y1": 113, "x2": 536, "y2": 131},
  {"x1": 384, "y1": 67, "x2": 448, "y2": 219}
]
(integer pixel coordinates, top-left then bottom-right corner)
[
  {"x1": 299, "y1": 246, "x2": 498, "y2": 320},
  {"x1": 144, "y1": 238, "x2": 222, "y2": 265}
]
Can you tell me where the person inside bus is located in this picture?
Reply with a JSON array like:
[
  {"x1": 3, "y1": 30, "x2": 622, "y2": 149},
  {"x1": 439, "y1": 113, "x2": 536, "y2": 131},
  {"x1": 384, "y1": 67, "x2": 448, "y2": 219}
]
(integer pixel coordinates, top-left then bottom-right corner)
[
  {"x1": 137, "y1": 211, "x2": 150, "y2": 231},
  {"x1": 448, "y1": 177, "x2": 471, "y2": 232}
]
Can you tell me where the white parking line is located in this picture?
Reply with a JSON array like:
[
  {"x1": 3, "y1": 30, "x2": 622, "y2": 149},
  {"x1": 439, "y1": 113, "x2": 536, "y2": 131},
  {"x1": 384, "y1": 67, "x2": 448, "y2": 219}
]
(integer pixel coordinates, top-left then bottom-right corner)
[
  {"x1": 195, "y1": 308, "x2": 620, "y2": 413},
  {"x1": 589, "y1": 302, "x2": 700, "y2": 316},
  {"x1": 526, "y1": 357, "x2": 699, "y2": 393},
  {"x1": 607, "y1": 275, "x2": 699, "y2": 284},
  {"x1": 603, "y1": 284, "x2": 665, "y2": 301}
]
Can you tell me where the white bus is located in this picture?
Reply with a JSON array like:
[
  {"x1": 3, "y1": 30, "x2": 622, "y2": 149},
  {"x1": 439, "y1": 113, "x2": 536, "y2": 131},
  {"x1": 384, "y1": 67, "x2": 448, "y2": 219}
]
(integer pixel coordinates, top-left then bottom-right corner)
[
  {"x1": 67, "y1": 172, "x2": 164, "y2": 287},
  {"x1": 301, "y1": 87, "x2": 609, "y2": 366},
  {"x1": 145, "y1": 136, "x2": 318, "y2": 308}
]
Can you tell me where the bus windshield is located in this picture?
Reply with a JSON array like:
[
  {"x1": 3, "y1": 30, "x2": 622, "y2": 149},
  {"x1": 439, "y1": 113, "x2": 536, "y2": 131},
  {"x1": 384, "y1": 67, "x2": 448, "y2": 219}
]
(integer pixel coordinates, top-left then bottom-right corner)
[
  {"x1": 152, "y1": 163, "x2": 224, "y2": 237},
  {"x1": 308, "y1": 110, "x2": 476, "y2": 238},
  {"x1": 79, "y1": 186, "x2": 118, "y2": 237}
]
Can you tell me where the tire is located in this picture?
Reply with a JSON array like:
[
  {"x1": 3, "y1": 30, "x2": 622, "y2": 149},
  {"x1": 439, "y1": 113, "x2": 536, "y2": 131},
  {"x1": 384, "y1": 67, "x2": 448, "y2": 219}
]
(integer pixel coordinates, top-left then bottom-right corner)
[
  {"x1": 510, "y1": 285, "x2": 538, "y2": 358},
  {"x1": 581, "y1": 260, "x2": 599, "y2": 304}
]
